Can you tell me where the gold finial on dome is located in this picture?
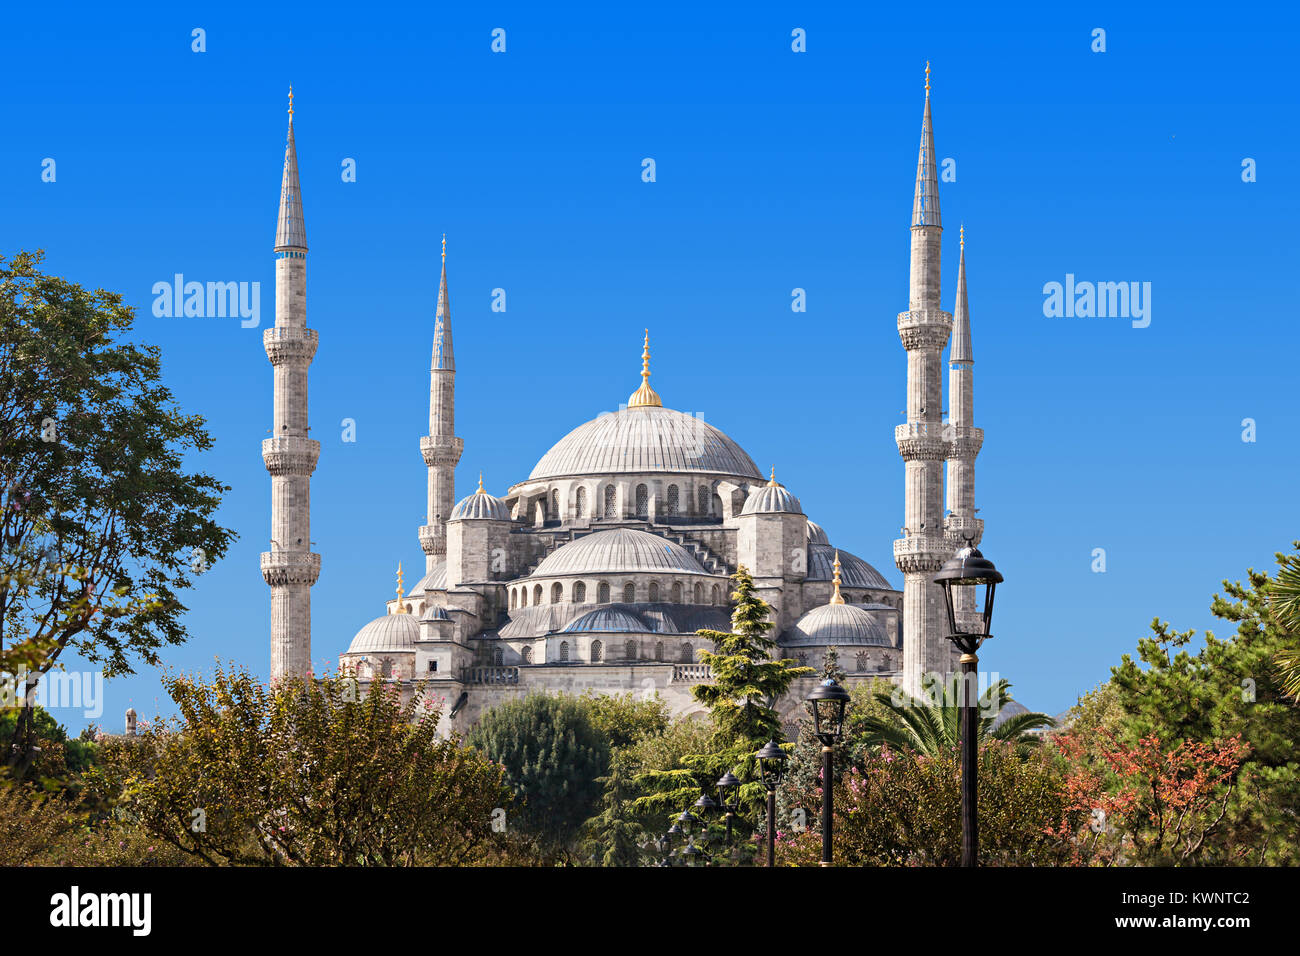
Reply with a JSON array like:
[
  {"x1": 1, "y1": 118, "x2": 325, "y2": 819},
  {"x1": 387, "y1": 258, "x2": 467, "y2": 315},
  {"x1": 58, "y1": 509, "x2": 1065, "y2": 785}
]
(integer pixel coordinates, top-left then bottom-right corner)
[
  {"x1": 393, "y1": 562, "x2": 407, "y2": 613},
  {"x1": 627, "y1": 329, "x2": 662, "y2": 408},
  {"x1": 476, "y1": 472, "x2": 485, "y2": 494},
  {"x1": 768, "y1": 466, "x2": 779, "y2": 487},
  {"x1": 830, "y1": 551, "x2": 845, "y2": 605}
]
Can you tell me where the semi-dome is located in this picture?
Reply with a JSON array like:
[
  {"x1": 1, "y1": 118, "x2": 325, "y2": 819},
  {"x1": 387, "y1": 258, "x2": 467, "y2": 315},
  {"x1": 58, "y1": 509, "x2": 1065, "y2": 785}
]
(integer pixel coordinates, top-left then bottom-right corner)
[
  {"x1": 420, "y1": 604, "x2": 451, "y2": 622},
  {"x1": 807, "y1": 544, "x2": 892, "y2": 590},
  {"x1": 533, "y1": 527, "x2": 709, "y2": 577},
  {"x1": 527, "y1": 405, "x2": 762, "y2": 482},
  {"x1": 347, "y1": 612, "x2": 419, "y2": 654},
  {"x1": 560, "y1": 607, "x2": 651, "y2": 634},
  {"x1": 807, "y1": 520, "x2": 829, "y2": 545},
  {"x1": 741, "y1": 473, "x2": 803, "y2": 515},
  {"x1": 410, "y1": 560, "x2": 448, "y2": 594},
  {"x1": 450, "y1": 477, "x2": 511, "y2": 521},
  {"x1": 785, "y1": 603, "x2": 893, "y2": 647}
]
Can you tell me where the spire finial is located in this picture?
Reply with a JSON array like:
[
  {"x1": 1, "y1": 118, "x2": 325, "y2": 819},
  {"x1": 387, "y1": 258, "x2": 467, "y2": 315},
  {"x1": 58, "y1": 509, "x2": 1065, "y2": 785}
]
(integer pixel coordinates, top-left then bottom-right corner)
[
  {"x1": 288, "y1": 84, "x2": 294, "y2": 119},
  {"x1": 627, "y1": 328, "x2": 662, "y2": 408},
  {"x1": 925, "y1": 61, "x2": 930, "y2": 96},
  {"x1": 960, "y1": 223, "x2": 965, "y2": 249},
  {"x1": 768, "y1": 466, "x2": 778, "y2": 487},
  {"x1": 476, "y1": 472, "x2": 485, "y2": 494},
  {"x1": 830, "y1": 551, "x2": 845, "y2": 604},
  {"x1": 394, "y1": 562, "x2": 406, "y2": 612},
  {"x1": 441, "y1": 233, "x2": 446, "y2": 262}
]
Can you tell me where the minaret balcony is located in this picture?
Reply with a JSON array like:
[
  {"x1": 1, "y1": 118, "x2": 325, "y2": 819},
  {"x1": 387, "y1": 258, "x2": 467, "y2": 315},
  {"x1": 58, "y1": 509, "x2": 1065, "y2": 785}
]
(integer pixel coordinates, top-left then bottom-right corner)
[
  {"x1": 263, "y1": 326, "x2": 319, "y2": 366},
  {"x1": 260, "y1": 550, "x2": 321, "y2": 587},
  {"x1": 943, "y1": 514, "x2": 984, "y2": 545},
  {"x1": 892, "y1": 536, "x2": 950, "y2": 573},
  {"x1": 418, "y1": 524, "x2": 444, "y2": 554},
  {"x1": 894, "y1": 423, "x2": 947, "y2": 461},
  {"x1": 262, "y1": 437, "x2": 320, "y2": 476},
  {"x1": 420, "y1": 435, "x2": 464, "y2": 467},
  {"x1": 897, "y1": 309, "x2": 952, "y2": 351}
]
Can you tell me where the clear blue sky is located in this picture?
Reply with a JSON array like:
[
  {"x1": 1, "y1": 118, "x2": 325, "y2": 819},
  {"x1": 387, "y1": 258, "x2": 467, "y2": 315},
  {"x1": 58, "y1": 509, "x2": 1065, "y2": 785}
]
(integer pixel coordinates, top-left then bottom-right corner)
[{"x1": 3, "y1": 2, "x2": 1296, "y2": 731}]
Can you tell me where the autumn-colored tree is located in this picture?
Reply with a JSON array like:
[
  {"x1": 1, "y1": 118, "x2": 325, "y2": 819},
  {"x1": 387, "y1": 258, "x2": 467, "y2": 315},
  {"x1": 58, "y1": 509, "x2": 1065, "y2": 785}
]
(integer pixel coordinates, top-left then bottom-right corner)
[{"x1": 1050, "y1": 730, "x2": 1248, "y2": 866}]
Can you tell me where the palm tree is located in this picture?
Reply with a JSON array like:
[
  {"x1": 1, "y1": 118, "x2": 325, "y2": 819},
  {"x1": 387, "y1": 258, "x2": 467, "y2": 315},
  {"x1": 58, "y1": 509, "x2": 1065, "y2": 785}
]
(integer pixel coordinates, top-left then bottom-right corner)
[
  {"x1": 854, "y1": 678, "x2": 1055, "y2": 757},
  {"x1": 1268, "y1": 550, "x2": 1300, "y2": 701}
]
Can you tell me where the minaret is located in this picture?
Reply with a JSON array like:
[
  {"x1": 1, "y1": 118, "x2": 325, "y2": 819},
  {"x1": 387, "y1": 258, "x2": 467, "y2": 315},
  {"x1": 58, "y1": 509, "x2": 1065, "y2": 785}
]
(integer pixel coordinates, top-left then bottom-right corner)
[
  {"x1": 419, "y1": 235, "x2": 464, "y2": 573},
  {"x1": 895, "y1": 63, "x2": 954, "y2": 698},
  {"x1": 944, "y1": 227, "x2": 984, "y2": 630},
  {"x1": 262, "y1": 87, "x2": 321, "y2": 681}
]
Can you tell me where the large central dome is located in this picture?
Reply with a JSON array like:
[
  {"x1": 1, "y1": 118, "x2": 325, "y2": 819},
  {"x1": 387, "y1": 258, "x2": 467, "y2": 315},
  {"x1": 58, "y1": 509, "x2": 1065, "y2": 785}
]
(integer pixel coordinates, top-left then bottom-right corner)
[{"x1": 528, "y1": 406, "x2": 763, "y2": 482}]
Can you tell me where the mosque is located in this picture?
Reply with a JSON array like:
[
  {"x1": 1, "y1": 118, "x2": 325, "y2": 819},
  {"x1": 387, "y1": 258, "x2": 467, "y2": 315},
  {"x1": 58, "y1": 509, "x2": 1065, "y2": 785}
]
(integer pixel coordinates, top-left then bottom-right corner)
[{"x1": 260, "y1": 68, "x2": 984, "y2": 731}]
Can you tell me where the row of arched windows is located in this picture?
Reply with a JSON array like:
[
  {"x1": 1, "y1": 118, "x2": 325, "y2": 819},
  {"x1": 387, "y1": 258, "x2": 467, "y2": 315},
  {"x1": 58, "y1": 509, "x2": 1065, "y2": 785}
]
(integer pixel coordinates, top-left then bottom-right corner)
[
  {"x1": 555, "y1": 639, "x2": 692, "y2": 663},
  {"x1": 536, "y1": 482, "x2": 721, "y2": 523},
  {"x1": 508, "y1": 580, "x2": 724, "y2": 609}
]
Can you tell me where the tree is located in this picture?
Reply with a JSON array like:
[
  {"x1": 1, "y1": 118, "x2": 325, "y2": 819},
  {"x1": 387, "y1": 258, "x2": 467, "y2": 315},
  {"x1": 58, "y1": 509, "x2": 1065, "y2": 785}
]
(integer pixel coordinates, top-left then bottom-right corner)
[
  {"x1": 582, "y1": 691, "x2": 670, "y2": 753},
  {"x1": 855, "y1": 678, "x2": 1055, "y2": 757},
  {"x1": 1267, "y1": 544, "x2": 1300, "y2": 700},
  {"x1": 467, "y1": 693, "x2": 610, "y2": 860},
  {"x1": 0, "y1": 251, "x2": 234, "y2": 774},
  {"x1": 93, "y1": 662, "x2": 510, "y2": 865},
  {"x1": 581, "y1": 755, "x2": 647, "y2": 867},
  {"x1": 633, "y1": 566, "x2": 813, "y2": 832}
]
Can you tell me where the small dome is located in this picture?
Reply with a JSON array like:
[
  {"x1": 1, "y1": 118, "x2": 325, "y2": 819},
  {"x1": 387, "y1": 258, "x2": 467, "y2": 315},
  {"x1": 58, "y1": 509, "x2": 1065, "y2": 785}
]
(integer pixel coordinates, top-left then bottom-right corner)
[
  {"x1": 807, "y1": 520, "x2": 829, "y2": 545},
  {"x1": 807, "y1": 544, "x2": 891, "y2": 589},
  {"x1": 533, "y1": 528, "x2": 708, "y2": 577},
  {"x1": 450, "y1": 480, "x2": 511, "y2": 521},
  {"x1": 786, "y1": 603, "x2": 893, "y2": 647},
  {"x1": 420, "y1": 604, "x2": 451, "y2": 622},
  {"x1": 346, "y1": 612, "x2": 419, "y2": 654},
  {"x1": 560, "y1": 607, "x2": 651, "y2": 634},
  {"x1": 410, "y1": 561, "x2": 448, "y2": 594},
  {"x1": 741, "y1": 482, "x2": 802, "y2": 516}
]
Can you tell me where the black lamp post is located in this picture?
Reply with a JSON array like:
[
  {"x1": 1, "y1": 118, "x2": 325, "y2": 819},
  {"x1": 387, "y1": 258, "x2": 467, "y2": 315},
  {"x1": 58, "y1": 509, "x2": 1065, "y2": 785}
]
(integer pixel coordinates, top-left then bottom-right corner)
[
  {"x1": 806, "y1": 677, "x2": 851, "y2": 867},
  {"x1": 934, "y1": 544, "x2": 1003, "y2": 869},
  {"x1": 716, "y1": 771, "x2": 740, "y2": 851},
  {"x1": 755, "y1": 739, "x2": 788, "y2": 867}
]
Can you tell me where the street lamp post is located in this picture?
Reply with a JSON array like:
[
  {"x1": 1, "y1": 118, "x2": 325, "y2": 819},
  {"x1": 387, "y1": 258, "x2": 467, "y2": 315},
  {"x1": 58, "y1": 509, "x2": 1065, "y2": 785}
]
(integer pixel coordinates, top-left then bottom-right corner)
[
  {"x1": 934, "y1": 544, "x2": 1004, "y2": 869},
  {"x1": 716, "y1": 771, "x2": 740, "y2": 852},
  {"x1": 755, "y1": 739, "x2": 789, "y2": 867},
  {"x1": 806, "y1": 678, "x2": 851, "y2": 867}
]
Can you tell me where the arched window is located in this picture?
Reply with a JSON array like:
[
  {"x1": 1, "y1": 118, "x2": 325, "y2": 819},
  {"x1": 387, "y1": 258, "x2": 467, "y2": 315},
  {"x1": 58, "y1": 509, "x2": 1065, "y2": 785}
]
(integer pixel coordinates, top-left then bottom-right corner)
[
  {"x1": 591, "y1": 639, "x2": 603, "y2": 663},
  {"x1": 666, "y1": 484, "x2": 679, "y2": 516},
  {"x1": 635, "y1": 484, "x2": 649, "y2": 518},
  {"x1": 574, "y1": 581, "x2": 586, "y2": 603},
  {"x1": 604, "y1": 485, "x2": 617, "y2": 517},
  {"x1": 520, "y1": 587, "x2": 527, "y2": 607},
  {"x1": 623, "y1": 582, "x2": 635, "y2": 603},
  {"x1": 559, "y1": 640, "x2": 570, "y2": 662},
  {"x1": 510, "y1": 589, "x2": 517, "y2": 609},
  {"x1": 551, "y1": 582, "x2": 563, "y2": 604},
  {"x1": 680, "y1": 643, "x2": 693, "y2": 663},
  {"x1": 533, "y1": 584, "x2": 542, "y2": 606},
  {"x1": 535, "y1": 500, "x2": 546, "y2": 525},
  {"x1": 648, "y1": 582, "x2": 659, "y2": 602},
  {"x1": 380, "y1": 658, "x2": 393, "y2": 678},
  {"x1": 493, "y1": 646, "x2": 504, "y2": 666},
  {"x1": 856, "y1": 652, "x2": 868, "y2": 673},
  {"x1": 655, "y1": 640, "x2": 665, "y2": 660},
  {"x1": 798, "y1": 652, "x2": 808, "y2": 665},
  {"x1": 693, "y1": 583, "x2": 702, "y2": 603},
  {"x1": 575, "y1": 486, "x2": 588, "y2": 518},
  {"x1": 521, "y1": 645, "x2": 533, "y2": 664},
  {"x1": 551, "y1": 489, "x2": 560, "y2": 521},
  {"x1": 698, "y1": 486, "x2": 710, "y2": 515},
  {"x1": 598, "y1": 581, "x2": 610, "y2": 604},
  {"x1": 625, "y1": 639, "x2": 636, "y2": 660},
  {"x1": 710, "y1": 584, "x2": 720, "y2": 605},
  {"x1": 671, "y1": 582, "x2": 682, "y2": 603}
]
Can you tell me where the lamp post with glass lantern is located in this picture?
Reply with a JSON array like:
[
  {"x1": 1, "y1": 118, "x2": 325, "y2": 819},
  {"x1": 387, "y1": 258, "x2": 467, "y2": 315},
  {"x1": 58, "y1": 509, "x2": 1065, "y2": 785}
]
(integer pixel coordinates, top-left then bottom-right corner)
[
  {"x1": 806, "y1": 677, "x2": 851, "y2": 867},
  {"x1": 755, "y1": 739, "x2": 789, "y2": 867},
  {"x1": 933, "y1": 544, "x2": 1004, "y2": 869}
]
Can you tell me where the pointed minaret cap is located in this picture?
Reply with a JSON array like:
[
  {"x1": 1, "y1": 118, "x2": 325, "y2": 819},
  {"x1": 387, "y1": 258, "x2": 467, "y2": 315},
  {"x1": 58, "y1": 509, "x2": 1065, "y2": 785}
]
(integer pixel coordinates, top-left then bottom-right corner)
[
  {"x1": 627, "y1": 329, "x2": 662, "y2": 408},
  {"x1": 911, "y1": 63, "x2": 941, "y2": 229},
  {"x1": 275, "y1": 86, "x2": 308, "y2": 252},
  {"x1": 951, "y1": 225, "x2": 972, "y2": 363},
  {"x1": 393, "y1": 562, "x2": 407, "y2": 613},
  {"x1": 432, "y1": 234, "x2": 454, "y2": 371},
  {"x1": 830, "y1": 551, "x2": 845, "y2": 604}
]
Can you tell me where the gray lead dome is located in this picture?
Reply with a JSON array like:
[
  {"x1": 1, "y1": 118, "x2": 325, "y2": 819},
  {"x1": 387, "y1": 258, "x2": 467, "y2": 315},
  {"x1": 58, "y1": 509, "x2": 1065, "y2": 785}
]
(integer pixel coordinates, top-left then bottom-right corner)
[
  {"x1": 533, "y1": 527, "x2": 709, "y2": 577},
  {"x1": 450, "y1": 489, "x2": 511, "y2": 521}
]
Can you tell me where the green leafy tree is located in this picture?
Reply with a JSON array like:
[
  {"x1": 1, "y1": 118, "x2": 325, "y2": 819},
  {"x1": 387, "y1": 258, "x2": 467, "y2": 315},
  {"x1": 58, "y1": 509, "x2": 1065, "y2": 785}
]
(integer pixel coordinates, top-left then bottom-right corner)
[
  {"x1": 93, "y1": 662, "x2": 510, "y2": 865},
  {"x1": 1267, "y1": 544, "x2": 1300, "y2": 700},
  {"x1": 633, "y1": 566, "x2": 813, "y2": 835},
  {"x1": 0, "y1": 251, "x2": 234, "y2": 774},
  {"x1": 581, "y1": 755, "x2": 647, "y2": 867},
  {"x1": 855, "y1": 678, "x2": 1055, "y2": 757},
  {"x1": 467, "y1": 693, "x2": 610, "y2": 860},
  {"x1": 582, "y1": 691, "x2": 670, "y2": 752}
]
